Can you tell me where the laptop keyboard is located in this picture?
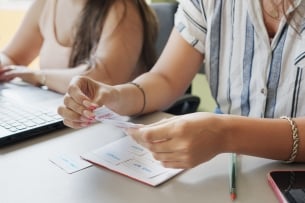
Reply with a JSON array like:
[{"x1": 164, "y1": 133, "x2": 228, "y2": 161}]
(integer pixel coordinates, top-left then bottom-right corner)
[{"x1": 0, "y1": 97, "x2": 62, "y2": 133}]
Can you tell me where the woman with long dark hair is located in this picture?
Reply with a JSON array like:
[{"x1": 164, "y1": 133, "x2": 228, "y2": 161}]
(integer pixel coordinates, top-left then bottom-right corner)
[{"x1": 0, "y1": 0, "x2": 158, "y2": 93}]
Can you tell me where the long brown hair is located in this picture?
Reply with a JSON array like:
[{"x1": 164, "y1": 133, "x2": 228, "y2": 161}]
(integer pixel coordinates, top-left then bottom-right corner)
[{"x1": 69, "y1": 0, "x2": 158, "y2": 71}]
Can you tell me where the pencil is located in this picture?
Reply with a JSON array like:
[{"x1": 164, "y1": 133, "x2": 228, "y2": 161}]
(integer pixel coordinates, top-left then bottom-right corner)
[{"x1": 230, "y1": 153, "x2": 237, "y2": 201}]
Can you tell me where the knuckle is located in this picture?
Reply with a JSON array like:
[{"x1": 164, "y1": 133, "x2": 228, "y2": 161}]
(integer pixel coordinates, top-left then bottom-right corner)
[
  {"x1": 161, "y1": 162, "x2": 174, "y2": 168},
  {"x1": 76, "y1": 105, "x2": 84, "y2": 115},
  {"x1": 147, "y1": 144, "x2": 156, "y2": 152},
  {"x1": 67, "y1": 85, "x2": 75, "y2": 94},
  {"x1": 63, "y1": 95, "x2": 70, "y2": 106},
  {"x1": 152, "y1": 152, "x2": 159, "y2": 160},
  {"x1": 142, "y1": 130, "x2": 154, "y2": 142},
  {"x1": 176, "y1": 122, "x2": 188, "y2": 134},
  {"x1": 63, "y1": 120, "x2": 72, "y2": 128},
  {"x1": 57, "y1": 106, "x2": 64, "y2": 116}
]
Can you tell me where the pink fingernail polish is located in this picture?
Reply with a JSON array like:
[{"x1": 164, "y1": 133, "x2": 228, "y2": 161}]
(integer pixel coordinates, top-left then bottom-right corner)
[{"x1": 88, "y1": 105, "x2": 97, "y2": 111}]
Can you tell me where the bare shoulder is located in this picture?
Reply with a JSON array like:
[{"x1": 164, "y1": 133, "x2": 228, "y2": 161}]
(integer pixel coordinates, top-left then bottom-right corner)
[
  {"x1": 27, "y1": 0, "x2": 47, "y2": 14},
  {"x1": 109, "y1": 0, "x2": 143, "y2": 19},
  {"x1": 34, "y1": 0, "x2": 47, "y2": 7}
]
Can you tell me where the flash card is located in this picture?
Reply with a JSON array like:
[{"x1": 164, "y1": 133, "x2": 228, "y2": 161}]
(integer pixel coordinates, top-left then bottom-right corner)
[
  {"x1": 94, "y1": 106, "x2": 141, "y2": 129},
  {"x1": 49, "y1": 153, "x2": 92, "y2": 174},
  {"x1": 101, "y1": 119, "x2": 141, "y2": 129},
  {"x1": 94, "y1": 106, "x2": 126, "y2": 121}
]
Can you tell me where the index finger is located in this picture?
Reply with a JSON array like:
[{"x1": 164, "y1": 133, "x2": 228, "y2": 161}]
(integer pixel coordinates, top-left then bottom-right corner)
[
  {"x1": 67, "y1": 79, "x2": 98, "y2": 110},
  {"x1": 127, "y1": 122, "x2": 172, "y2": 145}
]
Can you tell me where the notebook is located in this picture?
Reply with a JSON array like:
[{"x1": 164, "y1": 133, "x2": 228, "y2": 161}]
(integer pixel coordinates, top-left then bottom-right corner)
[
  {"x1": 0, "y1": 80, "x2": 65, "y2": 146},
  {"x1": 81, "y1": 135, "x2": 184, "y2": 187},
  {"x1": 80, "y1": 106, "x2": 184, "y2": 187}
]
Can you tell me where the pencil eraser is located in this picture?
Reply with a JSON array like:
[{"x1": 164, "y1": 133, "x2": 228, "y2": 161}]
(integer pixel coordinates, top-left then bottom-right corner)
[{"x1": 230, "y1": 193, "x2": 236, "y2": 201}]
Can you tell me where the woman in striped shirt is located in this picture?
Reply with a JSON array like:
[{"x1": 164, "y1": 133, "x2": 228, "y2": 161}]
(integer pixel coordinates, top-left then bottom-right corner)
[{"x1": 59, "y1": 0, "x2": 305, "y2": 168}]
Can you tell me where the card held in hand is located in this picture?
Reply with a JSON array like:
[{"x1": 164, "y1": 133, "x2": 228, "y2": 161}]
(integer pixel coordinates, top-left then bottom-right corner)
[{"x1": 93, "y1": 106, "x2": 141, "y2": 129}]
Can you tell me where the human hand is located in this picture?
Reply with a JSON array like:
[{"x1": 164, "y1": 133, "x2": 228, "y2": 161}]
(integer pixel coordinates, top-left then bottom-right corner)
[
  {"x1": 0, "y1": 65, "x2": 41, "y2": 85},
  {"x1": 127, "y1": 112, "x2": 227, "y2": 169},
  {"x1": 57, "y1": 76, "x2": 120, "y2": 129},
  {"x1": 0, "y1": 65, "x2": 19, "y2": 82}
]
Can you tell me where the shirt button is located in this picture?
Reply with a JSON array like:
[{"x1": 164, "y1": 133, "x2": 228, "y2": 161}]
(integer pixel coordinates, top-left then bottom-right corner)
[{"x1": 261, "y1": 88, "x2": 266, "y2": 94}]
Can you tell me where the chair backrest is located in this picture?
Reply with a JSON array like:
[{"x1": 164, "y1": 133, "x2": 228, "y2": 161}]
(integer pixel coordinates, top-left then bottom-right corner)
[{"x1": 150, "y1": 2, "x2": 179, "y2": 58}]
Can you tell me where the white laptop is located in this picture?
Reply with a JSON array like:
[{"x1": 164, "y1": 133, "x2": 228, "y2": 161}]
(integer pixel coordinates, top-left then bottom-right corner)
[{"x1": 0, "y1": 80, "x2": 65, "y2": 146}]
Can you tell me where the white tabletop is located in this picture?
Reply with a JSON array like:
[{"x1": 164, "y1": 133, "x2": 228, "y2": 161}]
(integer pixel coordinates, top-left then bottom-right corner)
[{"x1": 0, "y1": 112, "x2": 304, "y2": 203}]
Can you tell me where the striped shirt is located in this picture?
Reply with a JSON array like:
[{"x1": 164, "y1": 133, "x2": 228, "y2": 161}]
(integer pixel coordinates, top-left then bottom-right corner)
[{"x1": 175, "y1": 0, "x2": 305, "y2": 118}]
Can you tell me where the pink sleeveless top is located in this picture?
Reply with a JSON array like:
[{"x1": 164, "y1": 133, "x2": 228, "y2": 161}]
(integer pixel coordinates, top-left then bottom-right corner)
[{"x1": 38, "y1": 0, "x2": 71, "y2": 70}]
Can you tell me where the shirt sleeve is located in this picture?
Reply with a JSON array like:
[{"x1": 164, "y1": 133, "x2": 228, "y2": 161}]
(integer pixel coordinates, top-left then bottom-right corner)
[{"x1": 174, "y1": 0, "x2": 207, "y2": 54}]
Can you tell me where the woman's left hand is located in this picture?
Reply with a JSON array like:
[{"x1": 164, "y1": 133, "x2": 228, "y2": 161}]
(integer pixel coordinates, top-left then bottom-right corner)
[
  {"x1": 127, "y1": 112, "x2": 227, "y2": 169},
  {"x1": 0, "y1": 65, "x2": 42, "y2": 86}
]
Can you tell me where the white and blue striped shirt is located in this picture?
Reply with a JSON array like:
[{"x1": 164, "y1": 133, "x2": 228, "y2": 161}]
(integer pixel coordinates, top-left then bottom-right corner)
[{"x1": 175, "y1": 0, "x2": 305, "y2": 118}]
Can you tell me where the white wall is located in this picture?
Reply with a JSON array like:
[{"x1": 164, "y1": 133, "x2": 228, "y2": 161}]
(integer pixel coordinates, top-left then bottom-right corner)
[{"x1": 0, "y1": 0, "x2": 33, "y2": 9}]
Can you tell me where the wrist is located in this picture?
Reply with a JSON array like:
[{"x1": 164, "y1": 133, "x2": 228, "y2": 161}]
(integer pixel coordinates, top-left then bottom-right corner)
[
  {"x1": 0, "y1": 53, "x2": 15, "y2": 66},
  {"x1": 219, "y1": 114, "x2": 241, "y2": 153},
  {"x1": 38, "y1": 71, "x2": 46, "y2": 86},
  {"x1": 100, "y1": 83, "x2": 122, "y2": 113},
  {"x1": 115, "y1": 83, "x2": 145, "y2": 116},
  {"x1": 127, "y1": 82, "x2": 146, "y2": 116},
  {"x1": 190, "y1": 112, "x2": 231, "y2": 154}
]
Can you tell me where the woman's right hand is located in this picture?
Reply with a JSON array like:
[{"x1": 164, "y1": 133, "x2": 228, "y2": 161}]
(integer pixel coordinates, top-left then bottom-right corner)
[
  {"x1": 0, "y1": 66, "x2": 16, "y2": 82},
  {"x1": 0, "y1": 65, "x2": 43, "y2": 85},
  {"x1": 0, "y1": 54, "x2": 17, "y2": 82},
  {"x1": 57, "y1": 76, "x2": 120, "y2": 129}
]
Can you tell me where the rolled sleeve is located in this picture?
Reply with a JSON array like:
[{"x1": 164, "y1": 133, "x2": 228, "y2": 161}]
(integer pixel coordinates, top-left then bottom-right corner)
[{"x1": 174, "y1": 1, "x2": 207, "y2": 54}]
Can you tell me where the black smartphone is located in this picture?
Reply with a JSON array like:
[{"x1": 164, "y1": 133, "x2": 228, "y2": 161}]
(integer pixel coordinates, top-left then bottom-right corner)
[{"x1": 267, "y1": 170, "x2": 305, "y2": 203}]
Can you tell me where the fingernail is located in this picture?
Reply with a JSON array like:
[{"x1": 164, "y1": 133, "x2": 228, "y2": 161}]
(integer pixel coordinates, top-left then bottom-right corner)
[
  {"x1": 80, "y1": 116, "x2": 92, "y2": 122},
  {"x1": 83, "y1": 110, "x2": 95, "y2": 119},
  {"x1": 83, "y1": 100, "x2": 98, "y2": 109},
  {"x1": 89, "y1": 106, "x2": 97, "y2": 111}
]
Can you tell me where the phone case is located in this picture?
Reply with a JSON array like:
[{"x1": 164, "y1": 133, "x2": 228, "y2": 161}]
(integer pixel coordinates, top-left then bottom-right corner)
[{"x1": 267, "y1": 172, "x2": 289, "y2": 203}]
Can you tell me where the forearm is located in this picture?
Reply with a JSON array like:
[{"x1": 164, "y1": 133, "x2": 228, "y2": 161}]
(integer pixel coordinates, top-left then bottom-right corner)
[
  {"x1": 41, "y1": 65, "x2": 88, "y2": 94},
  {"x1": 222, "y1": 115, "x2": 305, "y2": 162},
  {"x1": 115, "y1": 71, "x2": 185, "y2": 116},
  {"x1": 1, "y1": 0, "x2": 44, "y2": 66},
  {"x1": 108, "y1": 28, "x2": 203, "y2": 116},
  {"x1": 83, "y1": 63, "x2": 122, "y2": 85}
]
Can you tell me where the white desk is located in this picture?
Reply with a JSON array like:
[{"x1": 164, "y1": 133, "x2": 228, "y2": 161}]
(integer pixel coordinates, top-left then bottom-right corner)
[{"x1": 0, "y1": 112, "x2": 304, "y2": 203}]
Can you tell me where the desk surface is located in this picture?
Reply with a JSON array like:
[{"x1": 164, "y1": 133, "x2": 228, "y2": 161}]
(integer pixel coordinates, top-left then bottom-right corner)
[{"x1": 1, "y1": 112, "x2": 304, "y2": 203}]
